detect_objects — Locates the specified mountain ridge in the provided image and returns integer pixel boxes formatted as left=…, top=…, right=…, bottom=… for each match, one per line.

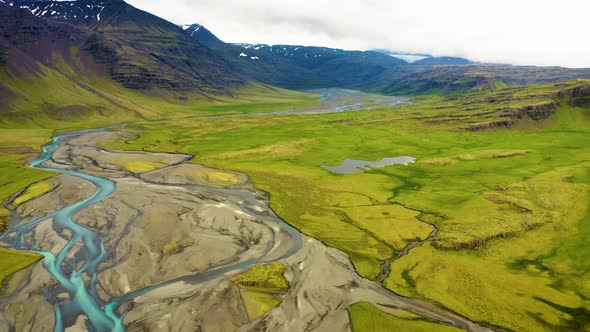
left=184, top=22, right=590, bottom=93
left=183, top=23, right=410, bottom=89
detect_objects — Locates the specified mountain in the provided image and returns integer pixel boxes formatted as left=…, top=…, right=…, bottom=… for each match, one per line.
left=182, top=23, right=221, bottom=45
left=185, top=23, right=590, bottom=94
left=0, top=0, right=274, bottom=126
left=2, top=0, right=590, bottom=114
left=1, top=0, right=244, bottom=92
left=184, top=23, right=407, bottom=89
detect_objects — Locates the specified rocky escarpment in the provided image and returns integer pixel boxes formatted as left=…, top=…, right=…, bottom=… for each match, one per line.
left=464, top=81, right=590, bottom=131
left=465, top=120, right=517, bottom=131
left=558, top=84, right=590, bottom=107
left=432, top=231, right=519, bottom=250
left=466, top=101, right=559, bottom=131
left=503, top=102, right=559, bottom=120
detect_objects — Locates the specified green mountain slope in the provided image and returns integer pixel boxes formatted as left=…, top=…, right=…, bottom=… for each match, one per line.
left=0, top=2, right=320, bottom=127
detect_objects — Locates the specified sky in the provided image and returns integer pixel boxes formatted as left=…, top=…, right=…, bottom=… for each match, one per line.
left=126, top=0, right=590, bottom=68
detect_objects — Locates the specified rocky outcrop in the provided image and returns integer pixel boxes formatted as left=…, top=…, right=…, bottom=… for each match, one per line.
left=498, top=102, right=559, bottom=121
left=558, top=84, right=590, bottom=107
left=432, top=231, right=519, bottom=250
left=465, top=120, right=516, bottom=131
left=82, top=34, right=118, bottom=68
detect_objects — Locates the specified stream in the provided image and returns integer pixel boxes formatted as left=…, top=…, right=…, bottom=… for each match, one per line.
left=0, top=128, right=303, bottom=332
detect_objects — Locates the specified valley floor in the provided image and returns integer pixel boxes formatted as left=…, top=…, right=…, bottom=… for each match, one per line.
left=1, top=83, right=590, bottom=331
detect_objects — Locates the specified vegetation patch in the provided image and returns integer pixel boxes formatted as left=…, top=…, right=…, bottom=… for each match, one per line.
left=202, top=139, right=314, bottom=161
left=348, top=302, right=463, bottom=332
left=231, top=263, right=288, bottom=290
left=231, top=263, right=289, bottom=321
left=201, top=171, right=239, bottom=184
left=112, top=158, right=167, bottom=174
left=0, top=249, right=42, bottom=290
left=10, top=180, right=54, bottom=208
left=239, top=288, right=283, bottom=321
left=161, top=240, right=181, bottom=255
left=458, top=149, right=528, bottom=160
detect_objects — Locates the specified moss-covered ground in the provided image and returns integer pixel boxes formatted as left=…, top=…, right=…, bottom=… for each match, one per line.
left=98, top=79, right=590, bottom=331
left=348, top=302, right=464, bottom=332
left=2, top=76, right=590, bottom=330
left=0, top=248, right=42, bottom=292
left=0, top=73, right=319, bottom=294
left=231, top=263, right=288, bottom=320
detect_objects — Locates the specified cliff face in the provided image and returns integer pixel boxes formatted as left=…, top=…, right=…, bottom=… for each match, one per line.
left=462, top=81, right=590, bottom=131
left=499, top=102, right=560, bottom=121
left=85, top=1, right=244, bottom=92
left=559, top=84, right=590, bottom=107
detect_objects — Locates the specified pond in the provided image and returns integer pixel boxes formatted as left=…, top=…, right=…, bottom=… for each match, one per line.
left=322, top=156, right=416, bottom=174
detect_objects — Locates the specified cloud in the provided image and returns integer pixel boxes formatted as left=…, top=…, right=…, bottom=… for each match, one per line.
left=127, top=0, right=590, bottom=68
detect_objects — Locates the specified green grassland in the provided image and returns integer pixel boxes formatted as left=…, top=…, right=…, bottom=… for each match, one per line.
left=2, top=61, right=590, bottom=330
left=231, top=263, right=288, bottom=320
left=0, top=46, right=320, bottom=128
left=0, top=130, right=66, bottom=285
left=348, top=302, right=463, bottom=332
left=98, top=79, right=590, bottom=331
left=0, top=248, right=42, bottom=291
left=0, top=59, right=320, bottom=290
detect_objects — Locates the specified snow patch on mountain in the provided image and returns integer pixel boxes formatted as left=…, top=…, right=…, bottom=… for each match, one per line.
left=3, top=1, right=108, bottom=23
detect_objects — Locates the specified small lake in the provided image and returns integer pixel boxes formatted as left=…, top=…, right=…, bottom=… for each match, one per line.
left=322, top=156, right=416, bottom=174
